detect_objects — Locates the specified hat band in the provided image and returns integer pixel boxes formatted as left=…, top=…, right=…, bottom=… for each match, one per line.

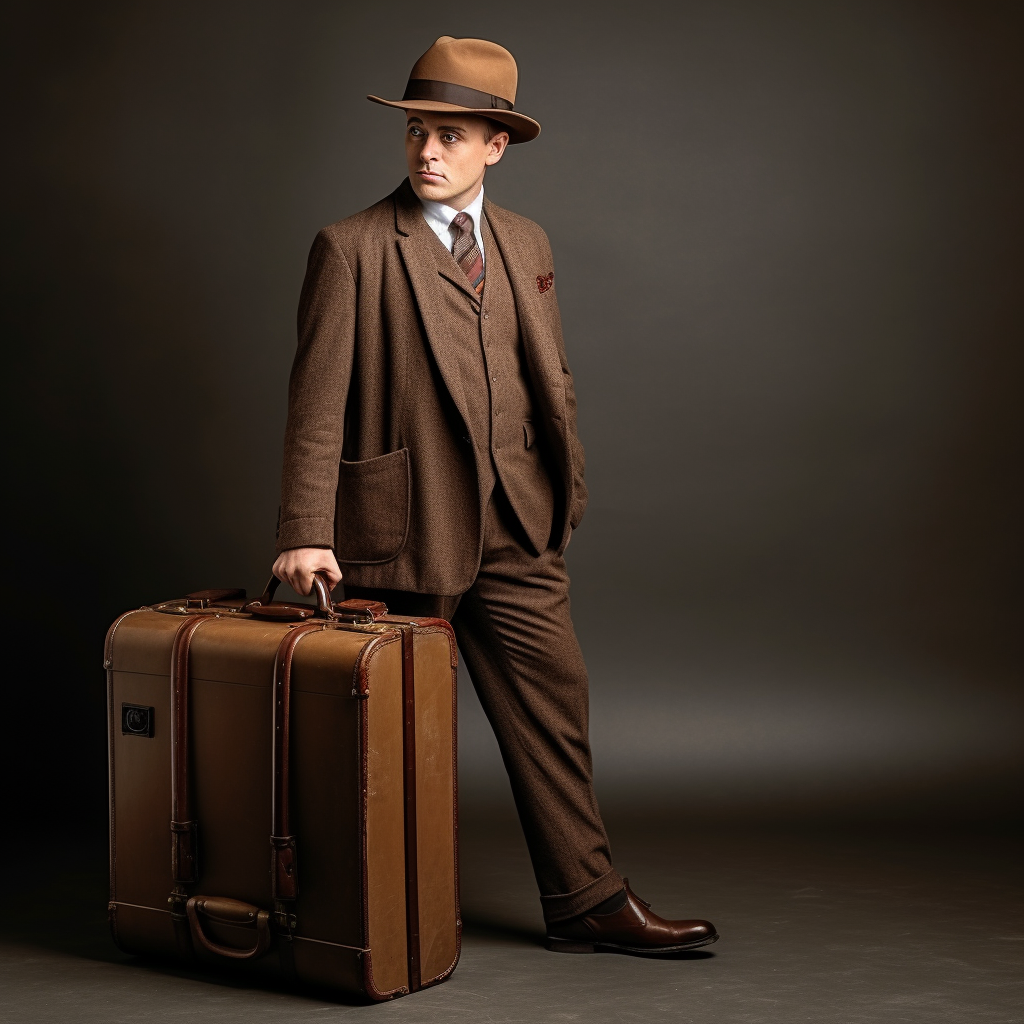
left=402, top=78, right=514, bottom=111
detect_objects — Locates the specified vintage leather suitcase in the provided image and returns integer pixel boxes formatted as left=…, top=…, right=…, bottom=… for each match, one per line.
left=104, top=575, right=460, bottom=1000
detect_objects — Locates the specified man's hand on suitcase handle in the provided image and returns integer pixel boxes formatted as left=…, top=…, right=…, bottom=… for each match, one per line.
left=272, top=547, right=343, bottom=596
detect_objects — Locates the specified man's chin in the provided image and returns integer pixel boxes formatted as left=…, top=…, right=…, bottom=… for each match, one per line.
left=410, top=176, right=455, bottom=203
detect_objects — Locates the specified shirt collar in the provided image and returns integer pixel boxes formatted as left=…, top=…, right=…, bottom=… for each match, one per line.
left=420, top=186, right=485, bottom=241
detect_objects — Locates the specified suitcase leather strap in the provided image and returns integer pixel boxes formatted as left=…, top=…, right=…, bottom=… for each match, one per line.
left=168, top=614, right=218, bottom=958
left=269, top=621, right=324, bottom=977
left=170, top=615, right=217, bottom=884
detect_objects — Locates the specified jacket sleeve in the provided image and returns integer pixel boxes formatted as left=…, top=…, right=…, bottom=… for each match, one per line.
left=276, top=229, right=356, bottom=553
left=542, top=236, right=588, bottom=530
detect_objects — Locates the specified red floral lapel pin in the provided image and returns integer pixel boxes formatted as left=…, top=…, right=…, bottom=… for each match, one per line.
left=537, top=272, right=554, bottom=293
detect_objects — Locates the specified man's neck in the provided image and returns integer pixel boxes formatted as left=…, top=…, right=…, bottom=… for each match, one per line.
left=446, top=180, right=483, bottom=212
left=421, top=185, right=485, bottom=221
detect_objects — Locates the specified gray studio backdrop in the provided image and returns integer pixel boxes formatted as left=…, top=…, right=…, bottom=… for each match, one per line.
left=9, top=1, right=1022, bottom=825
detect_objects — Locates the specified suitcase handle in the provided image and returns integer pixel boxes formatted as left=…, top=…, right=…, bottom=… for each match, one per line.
left=245, top=573, right=335, bottom=621
left=186, top=896, right=272, bottom=960
left=248, top=574, right=388, bottom=623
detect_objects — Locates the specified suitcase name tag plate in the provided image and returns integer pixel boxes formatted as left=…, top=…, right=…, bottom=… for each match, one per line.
left=121, top=703, right=154, bottom=737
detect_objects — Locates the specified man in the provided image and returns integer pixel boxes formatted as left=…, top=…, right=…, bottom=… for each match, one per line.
left=272, top=35, right=718, bottom=956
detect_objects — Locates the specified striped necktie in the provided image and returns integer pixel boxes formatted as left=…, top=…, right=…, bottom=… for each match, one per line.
left=449, top=212, right=485, bottom=295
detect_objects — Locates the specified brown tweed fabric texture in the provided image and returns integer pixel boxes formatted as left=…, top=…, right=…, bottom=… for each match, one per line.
left=278, top=179, right=587, bottom=596
left=429, top=214, right=557, bottom=556
left=347, top=484, right=623, bottom=922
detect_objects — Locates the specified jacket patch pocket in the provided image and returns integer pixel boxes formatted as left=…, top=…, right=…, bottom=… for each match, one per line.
left=523, top=422, right=536, bottom=449
left=334, top=448, right=410, bottom=564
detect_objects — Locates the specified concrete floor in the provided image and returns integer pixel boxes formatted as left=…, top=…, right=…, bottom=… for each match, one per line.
left=1, top=814, right=1021, bottom=1024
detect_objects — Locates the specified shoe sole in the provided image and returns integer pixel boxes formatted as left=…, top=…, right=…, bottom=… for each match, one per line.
left=545, top=932, right=720, bottom=956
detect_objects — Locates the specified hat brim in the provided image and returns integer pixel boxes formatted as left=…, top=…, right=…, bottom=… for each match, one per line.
left=367, top=95, right=540, bottom=144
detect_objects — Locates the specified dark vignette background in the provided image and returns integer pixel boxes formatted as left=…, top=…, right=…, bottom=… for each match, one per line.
left=4, top=0, right=1021, bottom=837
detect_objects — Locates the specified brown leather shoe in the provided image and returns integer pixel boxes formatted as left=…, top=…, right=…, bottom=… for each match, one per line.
left=545, top=879, right=719, bottom=956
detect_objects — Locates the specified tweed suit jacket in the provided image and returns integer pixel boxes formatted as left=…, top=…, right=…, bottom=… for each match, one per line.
left=277, top=178, right=587, bottom=596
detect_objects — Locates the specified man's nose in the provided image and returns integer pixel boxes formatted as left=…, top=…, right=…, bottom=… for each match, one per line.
left=419, top=134, right=440, bottom=163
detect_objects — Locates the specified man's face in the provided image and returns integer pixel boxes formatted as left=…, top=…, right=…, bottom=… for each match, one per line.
left=405, top=111, right=509, bottom=210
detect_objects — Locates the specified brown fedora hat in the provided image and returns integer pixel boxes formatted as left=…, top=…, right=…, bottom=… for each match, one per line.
left=368, top=36, right=541, bottom=144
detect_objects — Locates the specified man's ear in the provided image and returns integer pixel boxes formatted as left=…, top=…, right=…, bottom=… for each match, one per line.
left=485, top=132, right=510, bottom=167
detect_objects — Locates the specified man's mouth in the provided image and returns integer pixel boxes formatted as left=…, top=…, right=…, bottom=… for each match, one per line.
left=417, top=169, right=445, bottom=182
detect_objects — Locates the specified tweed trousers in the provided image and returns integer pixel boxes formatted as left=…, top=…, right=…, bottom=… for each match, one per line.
left=347, top=482, right=623, bottom=923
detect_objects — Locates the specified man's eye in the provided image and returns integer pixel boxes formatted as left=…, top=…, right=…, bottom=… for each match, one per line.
left=442, top=134, right=457, bottom=144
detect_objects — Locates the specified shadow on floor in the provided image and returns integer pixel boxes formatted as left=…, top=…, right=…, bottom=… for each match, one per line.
left=460, top=915, right=545, bottom=947
left=4, top=816, right=1023, bottom=1023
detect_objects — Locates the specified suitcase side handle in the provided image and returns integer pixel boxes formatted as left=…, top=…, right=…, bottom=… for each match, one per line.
left=186, top=896, right=272, bottom=960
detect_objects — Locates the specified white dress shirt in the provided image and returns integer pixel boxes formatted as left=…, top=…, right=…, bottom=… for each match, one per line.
left=420, top=186, right=486, bottom=265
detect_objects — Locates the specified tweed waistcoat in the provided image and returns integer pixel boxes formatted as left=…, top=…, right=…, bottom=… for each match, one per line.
left=430, top=215, right=555, bottom=555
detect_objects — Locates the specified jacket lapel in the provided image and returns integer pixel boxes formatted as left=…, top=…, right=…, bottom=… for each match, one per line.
left=483, top=200, right=568, bottom=425
left=393, top=181, right=472, bottom=429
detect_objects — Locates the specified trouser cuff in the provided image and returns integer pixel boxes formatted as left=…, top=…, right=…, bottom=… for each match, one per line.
left=539, top=868, right=625, bottom=925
